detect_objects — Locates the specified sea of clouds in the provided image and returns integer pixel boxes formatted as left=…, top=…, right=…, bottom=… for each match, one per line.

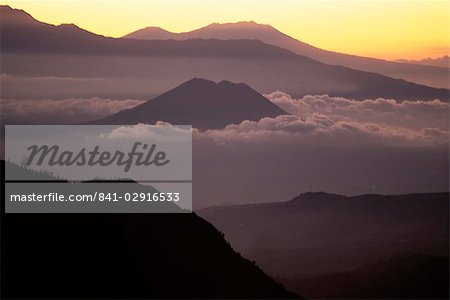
left=196, top=92, right=449, bottom=148
left=2, top=93, right=448, bottom=207
left=1, top=98, right=145, bottom=124
left=193, top=93, right=449, bottom=207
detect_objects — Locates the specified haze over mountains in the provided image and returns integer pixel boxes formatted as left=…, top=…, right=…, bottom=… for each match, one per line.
left=124, top=21, right=450, bottom=89
left=1, top=5, right=448, bottom=203
left=1, top=5, right=448, bottom=101
left=90, top=78, right=288, bottom=129
left=198, top=192, right=449, bottom=297
left=1, top=4, right=449, bottom=299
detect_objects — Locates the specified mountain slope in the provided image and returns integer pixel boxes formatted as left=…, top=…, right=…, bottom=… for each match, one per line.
left=124, top=21, right=449, bottom=89
left=0, top=6, right=305, bottom=58
left=198, top=192, right=449, bottom=278
left=1, top=161, right=298, bottom=299
left=1, top=5, right=449, bottom=101
left=89, top=78, right=289, bottom=129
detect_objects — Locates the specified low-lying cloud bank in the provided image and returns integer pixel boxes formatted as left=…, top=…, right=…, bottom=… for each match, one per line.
left=1, top=98, right=145, bottom=124
left=267, top=92, right=448, bottom=130
left=1, top=93, right=448, bottom=206
left=191, top=93, right=448, bottom=207
left=196, top=93, right=449, bottom=148
left=3, top=93, right=448, bottom=147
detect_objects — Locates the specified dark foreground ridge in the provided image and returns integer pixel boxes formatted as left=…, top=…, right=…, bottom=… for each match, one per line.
left=1, top=161, right=299, bottom=299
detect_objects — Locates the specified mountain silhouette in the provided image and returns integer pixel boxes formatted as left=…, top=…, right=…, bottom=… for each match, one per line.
left=1, top=5, right=448, bottom=101
left=198, top=192, right=449, bottom=279
left=126, top=26, right=179, bottom=40
left=0, top=161, right=298, bottom=299
left=124, top=21, right=449, bottom=89
left=89, top=78, right=288, bottom=129
left=0, top=6, right=296, bottom=58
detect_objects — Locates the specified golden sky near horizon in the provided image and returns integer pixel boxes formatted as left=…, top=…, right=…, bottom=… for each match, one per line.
left=2, top=0, right=449, bottom=60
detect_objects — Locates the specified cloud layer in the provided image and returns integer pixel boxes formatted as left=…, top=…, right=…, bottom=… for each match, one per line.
left=100, top=123, right=192, bottom=141
left=1, top=98, right=145, bottom=124
left=196, top=93, right=449, bottom=148
left=1, top=92, right=448, bottom=207
left=267, top=92, right=449, bottom=130
left=190, top=93, right=449, bottom=207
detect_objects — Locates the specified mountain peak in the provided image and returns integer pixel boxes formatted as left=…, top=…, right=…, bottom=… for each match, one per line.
left=0, top=5, right=37, bottom=25
left=235, top=20, right=259, bottom=25
left=123, top=20, right=280, bottom=41
left=123, top=26, right=177, bottom=39
left=142, top=26, right=173, bottom=32
left=177, top=78, right=252, bottom=91
left=57, top=23, right=81, bottom=29
left=92, top=78, right=288, bottom=130
left=174, top=77, right=217, bottom=90
left=198, top=21, right=276, bottom=33
left=217, top=79, right=232, bottom=84
left=183, top=77, right=215, bottom=84
left=206, top=20, right=269, bottom=28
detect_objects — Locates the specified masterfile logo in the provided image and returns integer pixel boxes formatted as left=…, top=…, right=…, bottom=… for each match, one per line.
left=4, top=124, right=193, bottom=213
left=5, top=124, right=192, bottom=181
left=24, top=141, right=171, bottom=172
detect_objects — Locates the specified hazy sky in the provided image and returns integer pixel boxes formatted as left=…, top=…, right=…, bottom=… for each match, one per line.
left=2, top=0, right=449, bottom=60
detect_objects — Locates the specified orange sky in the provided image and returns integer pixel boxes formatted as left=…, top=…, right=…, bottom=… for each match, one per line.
left=2, top=0, right=449, bottom=60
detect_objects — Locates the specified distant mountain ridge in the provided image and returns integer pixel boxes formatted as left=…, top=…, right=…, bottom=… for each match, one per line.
left=89, top=78, right=289, bottom=129
left=1, top=5, right=449, bottom=101
left=0, top=6, right=298, bottom=58
left=124, top=21, right=449, bottom=89
left=126, top=26, right=179, bottom=40
left=198, top=191, right=449, bottom=278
